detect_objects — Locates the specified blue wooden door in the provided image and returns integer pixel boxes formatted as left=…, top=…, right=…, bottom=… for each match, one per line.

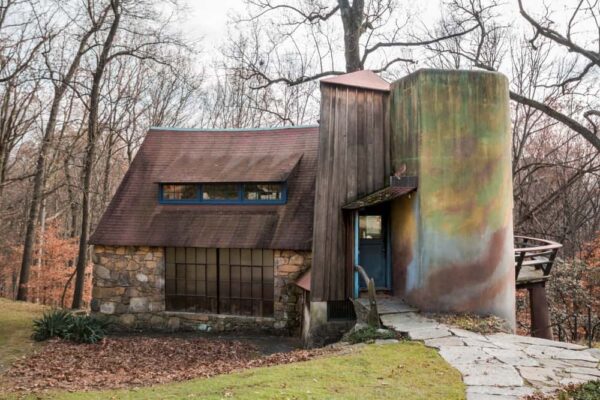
left=358, top=213, right=388, bottom=289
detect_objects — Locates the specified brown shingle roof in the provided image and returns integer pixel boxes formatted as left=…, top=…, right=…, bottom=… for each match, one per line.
left=89, top=126, right=319, bottom=250
left=157, top=152, right=303, bottom=183
left=320, top=70, right=390, bottom=92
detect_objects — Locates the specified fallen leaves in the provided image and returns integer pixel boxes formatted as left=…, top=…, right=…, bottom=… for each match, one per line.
left=2, top=335, right=334, bottom=393
left=429, top=312, right=512, bottom=335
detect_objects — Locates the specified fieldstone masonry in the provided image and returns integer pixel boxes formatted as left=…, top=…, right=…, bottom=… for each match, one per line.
left=91, top=246, right=311, bottom=334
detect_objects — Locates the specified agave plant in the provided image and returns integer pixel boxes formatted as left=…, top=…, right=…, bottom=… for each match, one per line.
left=64, top=315, right=111, bottom=344
left=32, top=309, right=73, bottom=341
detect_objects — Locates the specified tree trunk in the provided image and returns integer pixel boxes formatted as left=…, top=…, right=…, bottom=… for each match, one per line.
left=17, top=103, right=57, bottom=301
left=102, top=133, right=116, bottom=206
left=72, top=0, right=121, bottom=309
left=339, top=0, right=364, bottom=72
left=16, top=9, right=107, bottom=301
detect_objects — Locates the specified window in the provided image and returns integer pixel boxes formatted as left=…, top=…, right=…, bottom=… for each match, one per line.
left=244, top=183, right=284, bottom=201
left=162, top=184, right=198, bottom=201
left=359, top=215, right=382, bottom=239
left=203, top=184, right=239, bottom=202
left=165, top=247, right=274, bottom=317
left=160, top=183, right=286, bottom=205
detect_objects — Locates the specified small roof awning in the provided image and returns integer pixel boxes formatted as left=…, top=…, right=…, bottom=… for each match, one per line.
left=342, top=186, right=416, bottom=210
left=157, top=152, right=303, bottom=183
left=294, top=269, right=311, bottom=291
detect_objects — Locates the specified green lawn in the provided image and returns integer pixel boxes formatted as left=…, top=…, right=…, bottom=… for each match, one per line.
left=0, top=297, right=47, bottom=373
left=0, top=298, right=465, bottom=399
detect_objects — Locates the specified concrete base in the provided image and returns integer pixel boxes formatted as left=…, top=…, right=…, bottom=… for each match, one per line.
left=304, top=301, right=354, bottom=348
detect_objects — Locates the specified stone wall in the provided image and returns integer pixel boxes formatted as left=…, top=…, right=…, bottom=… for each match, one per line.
left=91, top=246, right=311, bottom=334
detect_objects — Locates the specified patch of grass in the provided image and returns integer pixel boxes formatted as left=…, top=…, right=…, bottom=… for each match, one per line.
left=0, top=298, right=464, bottom=399
left=0, top=298, right=47, bottom=373
left=344, top=325, right=398, bottom=344
left=556, top=380, right=600, bottom=400
left=20, top=342, right=464, bottom=400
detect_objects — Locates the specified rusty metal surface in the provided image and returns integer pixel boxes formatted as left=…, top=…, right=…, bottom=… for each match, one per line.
left=320, top=70, right=390, bottom=92
left=89, top=126, right=319, bottom=250
left=157, top=152, right=303, bottom=183
left=294, top=269, right=311, bottom=292
left=342, top=186, right=415, bottom=210
left=389, top=69, right=516, bottom=329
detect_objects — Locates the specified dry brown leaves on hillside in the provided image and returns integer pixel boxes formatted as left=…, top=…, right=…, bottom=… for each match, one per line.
left=3, top=336, right=333, bottom=393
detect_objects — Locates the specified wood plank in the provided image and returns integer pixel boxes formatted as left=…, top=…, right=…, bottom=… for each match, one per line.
left=356, top=90, right=367, bottom=197
left=329, top=86, right=348, bottom=300
left=383, top=93, right=391, bottom=178
left=366, top=90, right=375, bottom=194
left=346, top=89, right=358, bottom=202
left=311, top=85, right=334, bottom=301
left=372, top=92, right=385, bottom=189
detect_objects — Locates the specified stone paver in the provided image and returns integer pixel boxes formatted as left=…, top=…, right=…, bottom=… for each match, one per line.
left=380, top=311, right=600, bottom=399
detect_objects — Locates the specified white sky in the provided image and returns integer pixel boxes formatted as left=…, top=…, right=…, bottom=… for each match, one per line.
left=180, top=1, right=246, bottom=44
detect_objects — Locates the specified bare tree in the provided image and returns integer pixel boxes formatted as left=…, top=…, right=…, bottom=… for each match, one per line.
left=228, top=0, right=482, bottom=88
left=16, top=2, right=110, bottom=301
left=71, top=0, right=195, bottom=307
left=71, top=0, right=122, bottom=309
left=511, top=0, right=600, bottom=152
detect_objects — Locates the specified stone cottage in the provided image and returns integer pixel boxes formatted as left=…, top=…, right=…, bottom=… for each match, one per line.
left=90, top=69, right=517, bottom=345
left=89, top=126, right=318, bottom=334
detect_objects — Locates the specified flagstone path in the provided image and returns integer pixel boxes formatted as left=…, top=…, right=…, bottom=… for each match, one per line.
left=381, top=312, right=600, bottom=400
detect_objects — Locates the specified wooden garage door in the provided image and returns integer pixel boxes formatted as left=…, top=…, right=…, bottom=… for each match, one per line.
left=165, top=248, right=274, bottom=317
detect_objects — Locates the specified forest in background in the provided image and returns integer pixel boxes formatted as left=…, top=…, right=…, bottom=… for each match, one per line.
left=0, top=0, right=598, bottom=343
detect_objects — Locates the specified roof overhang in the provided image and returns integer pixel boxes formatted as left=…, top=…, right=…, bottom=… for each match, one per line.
left=342, top=176, right=417, bottom=210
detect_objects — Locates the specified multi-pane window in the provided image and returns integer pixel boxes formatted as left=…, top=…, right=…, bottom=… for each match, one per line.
left=160, top=183, right=286, bottom=204
left=161, top=184, right=197, bottom=201
left=244, top=183, right=284, bottom=201
left=202, top=184, right=239, bottom=201
left=165, top=247, right=274, bottom=317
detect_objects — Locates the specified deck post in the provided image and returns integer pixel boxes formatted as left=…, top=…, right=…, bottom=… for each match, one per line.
left=528, top=283, right=553, bottom=340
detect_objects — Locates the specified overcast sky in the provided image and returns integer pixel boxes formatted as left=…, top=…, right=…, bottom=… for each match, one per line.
left=180, top=1, right=245, bottom=44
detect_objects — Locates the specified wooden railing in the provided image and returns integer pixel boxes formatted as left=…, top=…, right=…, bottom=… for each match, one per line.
left=514, top=235, right=562, bottom=286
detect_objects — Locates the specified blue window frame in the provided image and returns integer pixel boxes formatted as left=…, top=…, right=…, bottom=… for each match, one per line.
left=159, top=182, right=287, bottom=205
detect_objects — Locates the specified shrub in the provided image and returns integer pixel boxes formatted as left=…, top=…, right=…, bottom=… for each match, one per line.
left=32, top=310, right=110, bottom=344
left=32, top=309, right=73, bottom=341
left=64, top=315, right=110, bottom=344
left=561, top=380, right=600, bottom=400
left=344, top=325, right=397, bottom=344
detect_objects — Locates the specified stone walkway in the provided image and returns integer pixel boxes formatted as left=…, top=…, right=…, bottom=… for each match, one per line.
left=381, top=312, right=600, bottom=400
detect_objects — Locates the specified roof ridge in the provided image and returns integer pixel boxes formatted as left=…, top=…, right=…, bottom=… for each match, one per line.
left=149, top=125, right=319, bottom=133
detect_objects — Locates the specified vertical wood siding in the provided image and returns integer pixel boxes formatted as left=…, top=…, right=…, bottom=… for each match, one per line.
left=311, top=84, right=390, bottom=302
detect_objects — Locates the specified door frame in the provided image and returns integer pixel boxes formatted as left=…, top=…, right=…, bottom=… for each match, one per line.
left=353, top=204, right=392, bottom=297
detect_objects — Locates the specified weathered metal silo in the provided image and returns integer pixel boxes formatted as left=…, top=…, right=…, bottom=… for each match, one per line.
left=389, top=69, right=516, bottom=328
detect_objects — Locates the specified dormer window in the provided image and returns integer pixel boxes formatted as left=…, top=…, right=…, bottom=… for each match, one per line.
left=244, top=183, right=284, bottom=201
left=203, top=183, right=239, bottom=201
left=159, top=182, right=287, bottom=205
left=162, top=184, right=198, bottom=201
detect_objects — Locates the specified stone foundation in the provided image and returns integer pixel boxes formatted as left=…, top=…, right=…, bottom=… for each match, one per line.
left=91, top=246, right=311, bottom=334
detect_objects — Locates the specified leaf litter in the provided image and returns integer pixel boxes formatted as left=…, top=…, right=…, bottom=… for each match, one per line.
left=2, top=336, right=334, bottom=393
